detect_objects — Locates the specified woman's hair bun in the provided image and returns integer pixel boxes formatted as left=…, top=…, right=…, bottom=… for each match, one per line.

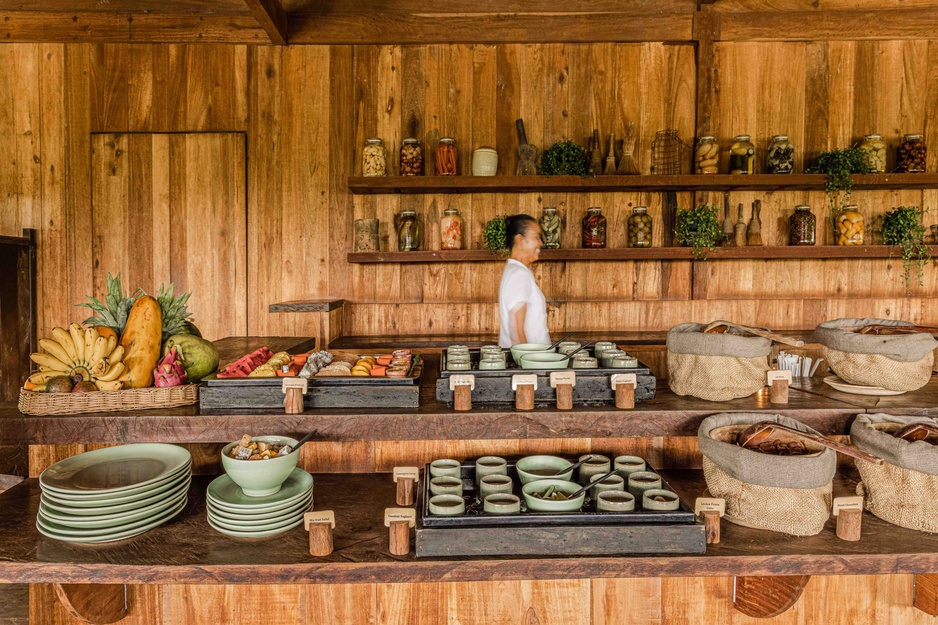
left=505, top=214, right=538, bottom=250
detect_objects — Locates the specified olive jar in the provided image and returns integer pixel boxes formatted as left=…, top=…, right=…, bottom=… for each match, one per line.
left=440, top=208, right=463, bottom=251
left=435, top=137, right=458, bottom=176
left=627, top=206, right=653, bottom=248
left=539, top=207, right=562, bottom=249
left=695, top=136, right=719, bottom=174
left=834, top=205, right=864, bottom=246
left=788, top=205, right=816, bottom=246
left=362, top=138, right=387, bottom=177
left=860, top=134, right=886, bottom=173
left=897, top=134, right=926, bottom=173
left=730, top=135, right=755, bottom=174
left=581, top=207, right=607, bottom=249
left=400, top=138, right=423, bottom=176
left=394, top=210, right=421, bottom=251
left=766, top=135, right=794, bottom=174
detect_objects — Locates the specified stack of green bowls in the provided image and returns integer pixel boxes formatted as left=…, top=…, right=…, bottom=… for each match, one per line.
left=206, top=469, right=313, bottom=538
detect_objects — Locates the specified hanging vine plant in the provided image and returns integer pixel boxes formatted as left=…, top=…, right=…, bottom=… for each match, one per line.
left=876, top=205, right=931, bottom=293
left=482, top=215, right=508, bottom=256
left=805, top=147, right=873, bottom=229
left=674, top=204, right=725, bottom=260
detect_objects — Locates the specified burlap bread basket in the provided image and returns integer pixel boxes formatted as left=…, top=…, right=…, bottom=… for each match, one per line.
left=815, top=318, right=937, bottom=392
left=667, top=323, right=771, bottom=401
left=699, top=413, right=836, bottom=536
left=850, top=414, right=938, bottom=533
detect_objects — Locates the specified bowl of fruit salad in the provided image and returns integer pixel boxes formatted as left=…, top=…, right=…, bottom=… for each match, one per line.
left=221, top=434, right=299, bottom=496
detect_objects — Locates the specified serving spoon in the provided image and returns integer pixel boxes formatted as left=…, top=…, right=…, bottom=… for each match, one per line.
left=737, top=421, right=884, bottom=465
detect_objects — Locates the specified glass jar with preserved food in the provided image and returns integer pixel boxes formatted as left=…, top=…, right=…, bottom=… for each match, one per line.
left=435, top=137, right=458, bottom=176
left=581, top=207, right=607, bottom=248
left=400, top=138, right=423, bottom=176
left=766, top=135, right=794, bottom=174
left=694, top=136, right=719, bottom=174
left=897, top=134, right=926, bottom=173
left=539, top=207, right=562, bottom=249
left=834, top=205, right=864, bottom=246
left=362, top=138, right=387, bottom=177
left=440, top=208, right=463, bottom=250
left=394, top=210, right=421, bottom=251
left=860, top=134, right=886, bottom=173
left=788, top=205, right=816, bottom=246
left=627, top=206, right=652, bottom=248
left=730, top=134, right=755, bottom=174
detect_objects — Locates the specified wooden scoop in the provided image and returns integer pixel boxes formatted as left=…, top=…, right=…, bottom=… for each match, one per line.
left=856, top=324, right=938, bottom=336
left=895, top=423, right=938, bottom=445
left=703, top=320, right=805, bottom=347
left=737, top=421, right=885, bottom=465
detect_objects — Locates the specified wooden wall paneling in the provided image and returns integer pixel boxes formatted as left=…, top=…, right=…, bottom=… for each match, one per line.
left=351, top=45, right=380, bottom=308
left=161, top=585, right=230, bottom=624
left=376, top=583, right=445, bottom=625
left=591, top=578, right=663, bottom=625
left=28, top=444, right=85, bottom=477
left=306, top=583, right=376, bottom=625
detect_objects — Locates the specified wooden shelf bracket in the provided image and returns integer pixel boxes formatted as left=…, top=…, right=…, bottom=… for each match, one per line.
left=733, top=575, right=810, bottom=618
left=914, top=573, right=938, bottom=615
left=53, top=583, right=128, bottom=624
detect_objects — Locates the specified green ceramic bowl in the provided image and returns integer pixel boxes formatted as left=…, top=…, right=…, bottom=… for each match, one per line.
left=515, top=455, right=574, bottom=485
left=522, top=479, right=585, bottom=512
left=221, top=435, right=299, bottom=497
left=518, top=352, right=569, bottom=370
left=509, top=343, right=554, bottom=364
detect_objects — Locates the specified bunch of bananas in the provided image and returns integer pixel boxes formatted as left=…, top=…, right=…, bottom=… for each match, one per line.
left=28, top=323, right=126, bottom=391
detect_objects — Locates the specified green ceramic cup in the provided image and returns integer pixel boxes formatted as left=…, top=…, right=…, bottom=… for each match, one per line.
left=614, top=455, right=646, bottom=478
left=596, top=490, right=636, bottom=512
left=429, top=494, right=466, bottom=516
left=589, top=473, right=625, bottom=499
left=483, top=493, right=521, bottom=514
left=429, top=476, right=463, bottom=496
left=643, top=489, right=680, bottom=511
left=479, top=474, right=513, bottom=500
left=627, top=471, right=662, bottom=499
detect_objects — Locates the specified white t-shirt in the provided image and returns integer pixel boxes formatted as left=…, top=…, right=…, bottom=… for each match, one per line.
left=498, top=259, right=549, bottom=348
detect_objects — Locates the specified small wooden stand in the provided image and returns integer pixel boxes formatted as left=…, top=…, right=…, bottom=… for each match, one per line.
left=611, top=373, right=637, bottom=410
left=512, top=374, right=537, bottom=411
left=767, top=369, right=792, bottom=405
left=282, top=378, right=308, bottom=414
left=549, top=371, right=576, bottom=410
left=53, top=583, right=127, bottom=625
left=393, top=466, right=419, bottom=506
left=914, top=574, right=938, bottom=615
left=385, top=508, right=416, bottom=556
left=449, top=374, right=475, bottom=412
left=304, top=511, right=335, bottom=557
left=695, top=497, right=725, bottom=545
left=833, top=496, right=863, bottom=542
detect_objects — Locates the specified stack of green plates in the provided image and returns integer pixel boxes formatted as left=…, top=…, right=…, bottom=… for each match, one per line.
left=37, top=443, right=192, bottom=543
left=206, top=468, right=313, bottom=538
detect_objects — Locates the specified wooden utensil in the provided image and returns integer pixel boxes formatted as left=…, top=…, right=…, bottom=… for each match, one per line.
left=603, top=133, right=617, bottom=175
left=895, top=423, right=938, bottom=444
left=856, top=324, right=938, bottom=336
left=737, top=421, right=885, bottom=465
left=747, top=199, right=763, bottom=246
left=515, top=119, right=538, bottom=175
left=589, top=129, right=603, bottom=174
left=702, top=320, right=805, bottom=347
left=722, top=192, right=735, bottom=247
left=734, top=203, right=748, bottom=247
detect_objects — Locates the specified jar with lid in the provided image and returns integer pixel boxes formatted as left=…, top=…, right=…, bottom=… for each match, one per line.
left=897, top=134, right=926, bottom=173
left=440, top=208, right=463, bottom=250
left=860, top=134, right=886, bottom=173
left=834, top=205, right=864, bottom=246
left=400, top=138, right=423, bottom=176
left=581, top=207, right=607, bottom=248
left=394, top=210, right=421, bottom=251
left=694, top=136, right=719, bottom=174
left=539, top=207, right=562, bottom=249
left=435, top=137, right=458, bottom=176
left=766, top=135, right=794, bottom=174
left=729, top=135, right=755, bottom=174
left=788, top=205, right=816, bottom=246
left=627, top=207, right=653, bottom=248
left=362, top=138, right=387, bottom=177
left=472, top=147, right=498, bottom=176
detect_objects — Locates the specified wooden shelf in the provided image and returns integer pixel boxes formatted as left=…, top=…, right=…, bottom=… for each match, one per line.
left=348, top=245, right=938, bottom=264
left=348, top=173, right=938, bottom=195
left=268, top=299, right=345, bottom=313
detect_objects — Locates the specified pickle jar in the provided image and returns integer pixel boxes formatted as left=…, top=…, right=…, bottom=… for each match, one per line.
left=539, top=206, right=562, bottom=249
left=394, top=210, right=421, bottom=251
left=440, top=208, right=463, bottom=251
left=362, top=138, right=387, bottom=177
left=435, top=137, right=458, bottom=176
left=788, top=205, right=816, bottom=246
left=897, top=134, right=926, bottom=173
left=400, top=138, right=423, bottom=176
left=834, top=205, right=864, bottom=246
left=581, top=207, right=607, bottom=249
left=766, top=135, right=794, bottom=174
left=730, top=134, right=755, bottom=174
left=860, top=134, right=886, bottom=173
left=694, top=136, right=719, bottom=174
left=627, top=206, right=653, bottom=248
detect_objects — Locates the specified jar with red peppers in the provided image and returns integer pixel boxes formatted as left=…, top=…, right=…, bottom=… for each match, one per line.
left=435, top=137, right=458, bottom=176
left=440, top=208, right=463, bottom=250
left=581, top=207, right=607, bottom=248
left=897, top=134, right=926, bottom=173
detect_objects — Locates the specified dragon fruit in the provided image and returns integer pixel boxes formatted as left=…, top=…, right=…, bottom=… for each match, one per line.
left=153, top=347, right=188, bottom=388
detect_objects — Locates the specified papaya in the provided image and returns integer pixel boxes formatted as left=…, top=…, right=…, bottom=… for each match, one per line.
left=119, top=295, right=163, bottom=388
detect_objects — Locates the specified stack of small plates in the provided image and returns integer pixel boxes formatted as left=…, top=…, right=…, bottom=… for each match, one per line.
left=206, top=468, right=313, bottom=537
left=37, top=443, right=192, bottom=543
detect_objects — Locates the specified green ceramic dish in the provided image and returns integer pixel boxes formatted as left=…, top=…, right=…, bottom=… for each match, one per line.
left=39, top=488, right=187, bottom=529
left=515, top=455, right=574, bottom=485
left=518, top=352, right=569, bottom=370
left=36, top=498, right=187, bottom=541
left=40, top=473, right=190, bottom=514
left=509, top=343, right=554, bottom=364
left=221, top=435, right=300, bottom=497
left=40, top=461, right=191, bottom=501
left=207, top=469, right=313, bottom=510
left=521, top=479, right=585, bottom=512
left=207, top=515, right=305, bottom=538
left=40, top=444, right=191, bottom=494
left=207, top=502, right=311, bottom=531
left=208, top=492, right=312, bottom=522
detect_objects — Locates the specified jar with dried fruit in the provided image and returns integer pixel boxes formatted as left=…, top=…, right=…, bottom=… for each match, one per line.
left=834, top=205, right=864, bottom=246
left=729, top=134, right=755, bottom=174
left=860, top=134, right=886, bottom=173
left=395, top=210, right=421, bottom=251
left=766, top=135, right=794, bottom=174
left=581, top=207, right=607, bottom=249
left=897, top=134, right=926, bottom=173
left=539, top=206, right=562, bottom=249
left=694, top=136, right=719, bottom=174
left=440, top=208, right=463, bottom=250
left=627, top=206, right=653, bottom=248
left=435, top=137, right=458, bottom=176
left=400, top=138, right=423, bottom=176
left=788, top=205, right=816, bottom=246
left=362, top=138, right=387, bottom=177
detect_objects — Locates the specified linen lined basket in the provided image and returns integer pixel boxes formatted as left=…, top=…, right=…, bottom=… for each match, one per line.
left=699, top=413, right=836, bottom=536
left=850, top=414, right=938, bottom=533
left=815, top=318, right=937, bottom=392
left=667, top=322, right=771, bottom=401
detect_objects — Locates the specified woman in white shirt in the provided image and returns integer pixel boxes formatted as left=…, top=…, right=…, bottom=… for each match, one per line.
left=498, top=215, right=550, bottom=348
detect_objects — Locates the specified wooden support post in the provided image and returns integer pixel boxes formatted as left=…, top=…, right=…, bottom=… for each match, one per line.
left=304, top=511, right=335, bottom=557
left=393, top=466, right=419, bottom=506
left=695, top=497, right=725, bottom=545
left=512, top=374, right=537, bottom=411
left=449, top=374, right=475, bottom=412
left=550, top=371, right=576, bottom=410
left=914, top=574, right=938, bottom=615
left=611, top=373, right=637, bottom=410
left=385, top=508, right=416, bottom=556
left=282, top=378, right=308, bottom=414
left=734, top=575, right=810, bottom=618
left=767, top=369, right=792, bottom=405
left=53, top=583, right=127, bottom=625
left=833, top=496, right=863, bottom=542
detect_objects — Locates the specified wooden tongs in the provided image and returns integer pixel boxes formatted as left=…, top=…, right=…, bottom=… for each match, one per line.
left=895, top=423, right=938, bottom=445
left=737, top=421, right=885, bottom=465
left=703, top=320, right=805, bottom=348
left=855, top=324, right=938, bottom=336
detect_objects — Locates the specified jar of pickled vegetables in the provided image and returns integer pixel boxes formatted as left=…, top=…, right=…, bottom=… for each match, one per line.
left=860, top=134, right=886, bottom=173
left=395, top=210, right=421, bottom=251
left=400, top=138, right=423, bottom=176
left=898, top=134, right=926, bottom=173
left=730, top=134, right=755, bottom=175
left=440, top=208, right=463, bottom=250
left=788, top=205, right=816, bottom=246
left=694, top=136, right=719, bottom=174
left=766, top=135, right=794, bottom=174
left=834, top=205, right=864, bottom=246
left=539, top=206, right=562, bottom=249
left=582, top=207, right=607, bottom=248
left=362, top=138, right=387, bottom=177
left=627, top=206, right=652, bottom=248
left=435, top=137, right=458, bottom=176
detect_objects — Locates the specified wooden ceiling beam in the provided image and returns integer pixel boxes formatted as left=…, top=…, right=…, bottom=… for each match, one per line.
left=243, top=0, right=288, bottom=45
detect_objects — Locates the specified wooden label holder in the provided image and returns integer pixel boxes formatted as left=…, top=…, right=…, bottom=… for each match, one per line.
left=695, top=497, right=725, bottom=544
left=385, top=508, right=417, bottom=556
left=304, top=510, right=335, bottom=556
left=833, top=495, right=863, bottom=541
left=282, top=377, right=308, bottom=414
left=393, top=466, right=419, bottom=506
left=549, top=371, right=576, bottom=410
left=610, top=373, right=637, bottom=410
left=512, top=374, right=538, bottom=411
left=766, top=369, right=792, bottom=405
left=449, top=374, right=475, bottom=412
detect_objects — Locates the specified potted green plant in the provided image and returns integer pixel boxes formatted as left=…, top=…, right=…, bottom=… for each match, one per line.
left=539, top=140, right=588, bottom=176
left=674, top=204, right=724, bottom=260
left=805, top=147, right=873, bottom=233
left=877, top=205, right=931, bottom=292
left=482, top=215, right=508, bottom=256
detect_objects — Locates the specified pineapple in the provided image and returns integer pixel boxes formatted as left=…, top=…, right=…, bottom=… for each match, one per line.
left=79, top=273, right=140, bottom=334
left=150, top=282, right=201, bottom=340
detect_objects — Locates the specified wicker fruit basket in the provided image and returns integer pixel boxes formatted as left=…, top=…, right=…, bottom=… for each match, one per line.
left=18, top=384, right=198, bottom=416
